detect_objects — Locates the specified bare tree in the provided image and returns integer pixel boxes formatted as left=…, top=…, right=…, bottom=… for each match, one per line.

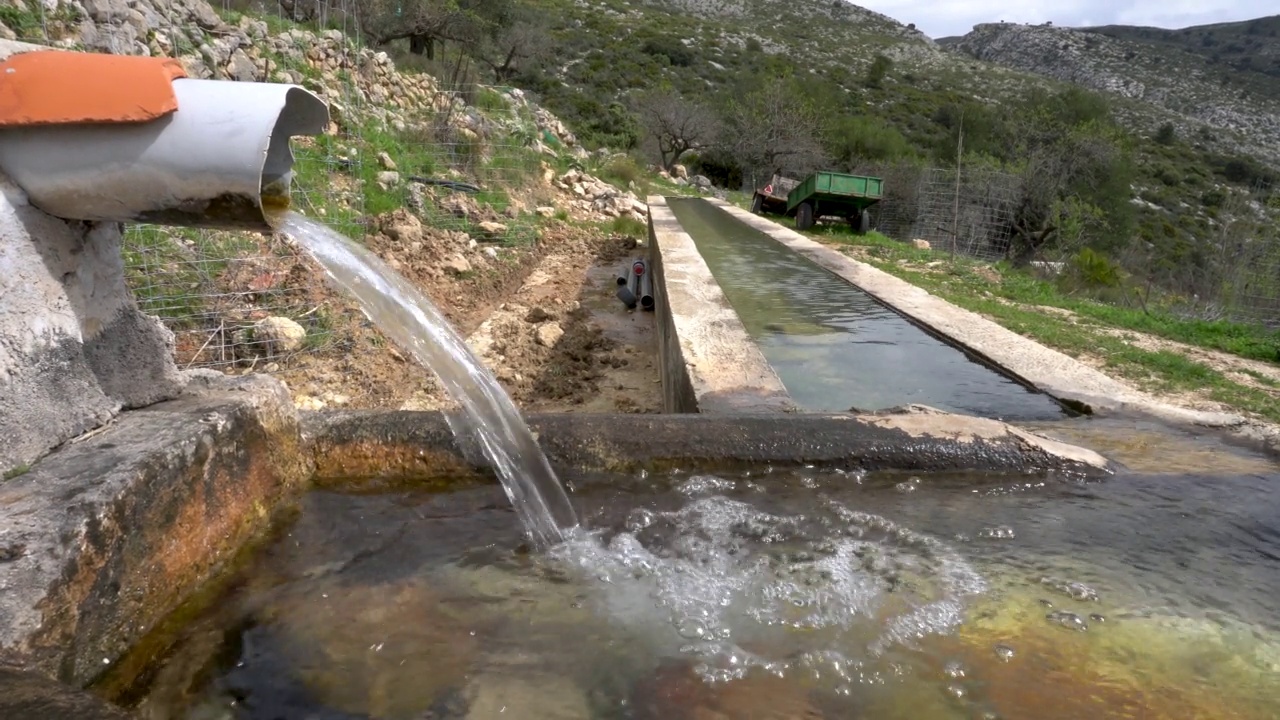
left=356, top=0, right=510, bottom=58
left=474, top=9, right=550, bottom=82
left=1006, top=130, right=1126, bottom=265
left=719, top=83, right=827, bottom=189
left=631, top=88, right=720, bottom=172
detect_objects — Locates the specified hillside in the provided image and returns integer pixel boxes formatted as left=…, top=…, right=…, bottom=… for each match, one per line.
left=1085, top=16, right=1280, bottom=79
left=0, top=0, right=685, bottom=413
left=515, top=0, right=1279, bottom=324
left=945, top=20, right=1280, bottom=168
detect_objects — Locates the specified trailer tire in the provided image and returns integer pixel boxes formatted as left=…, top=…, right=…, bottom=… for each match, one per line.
left=751, top=193, right=764, bottom=214
left=850, top=210, right=870, bottom=234
left=796, top=202, right=815, bottom=231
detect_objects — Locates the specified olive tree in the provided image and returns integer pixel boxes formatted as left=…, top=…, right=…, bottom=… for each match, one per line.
left=631, top=88, right=721, bottom=172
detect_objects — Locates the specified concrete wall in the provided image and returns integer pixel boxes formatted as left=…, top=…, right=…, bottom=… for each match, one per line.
left=708, top=199, right=1245, bottom=428
left=646, top=196, right=795, bottom=413
left=1, top=39, right=185, bottom=474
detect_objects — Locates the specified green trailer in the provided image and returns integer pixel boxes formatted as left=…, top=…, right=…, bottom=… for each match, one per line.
left=785, top=171, right=884, bottom=233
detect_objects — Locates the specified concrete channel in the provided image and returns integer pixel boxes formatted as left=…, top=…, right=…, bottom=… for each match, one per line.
left=647, top=195, right=1263, bottom=436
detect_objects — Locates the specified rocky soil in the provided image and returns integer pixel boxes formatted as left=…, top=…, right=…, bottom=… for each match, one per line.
left=275, top=195, right=661, bottom=415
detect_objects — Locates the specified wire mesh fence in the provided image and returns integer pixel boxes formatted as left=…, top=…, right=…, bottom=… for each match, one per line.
left=861, top=162, right=1280, bottom=327
left=865, top=165, right=1018, bottom=262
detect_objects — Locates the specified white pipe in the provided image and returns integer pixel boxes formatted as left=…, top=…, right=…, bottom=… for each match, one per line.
left=0, top=78, right=330, bottom=232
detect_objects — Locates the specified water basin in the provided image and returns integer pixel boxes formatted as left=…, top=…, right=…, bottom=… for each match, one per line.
left=118, top=461, right=1280, bottom=720
left=665, top=198, right=1067, bottom=422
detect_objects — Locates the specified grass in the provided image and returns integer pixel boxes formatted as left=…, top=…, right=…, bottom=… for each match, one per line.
left=810, top=227, right=1280, bottom=423
left=3, top=464, right=30, bottom=481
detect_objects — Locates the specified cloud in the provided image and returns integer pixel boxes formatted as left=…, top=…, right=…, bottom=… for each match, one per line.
left=853, top=0, right=1275, bottom=39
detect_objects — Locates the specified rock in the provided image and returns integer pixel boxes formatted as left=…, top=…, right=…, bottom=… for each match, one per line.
left=440, top=192, right=480, bottom=219
left=525, top=307, right=554, bottom=323
left=534, top=322, right=564, bottom=347
left=672, top=164, right=689, bottom=180
left=381, top=209, right=423, bottom=245
left=442, top=254, right=472, bottom=276
left=227, top=48, right=257, bottom=81
left=295, top=394, right=326, bottom=411
left=377, top=151, right=397, bottom=170
left=254, top=316, right=307, bottom=354
left=913, top=238, right=931, bottom=250
left=375, top=171, right=401, bottom=188
left=535, top=206, right=556, bottom=217
left=691, top=175, right=712, bottom=189
left=476, top=221, right=508, bottom=238
left=628, top=661, right=823, bottom=720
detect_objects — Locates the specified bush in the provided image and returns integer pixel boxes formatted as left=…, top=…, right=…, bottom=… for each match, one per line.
left=827, top=116, right=913, bottom=166
left=864, top=54, right=893, bottom=88
left=1155, top=122, right=1177, bottom=145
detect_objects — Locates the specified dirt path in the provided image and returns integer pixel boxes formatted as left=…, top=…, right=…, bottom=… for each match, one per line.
left=398, top=227, right=662, bottom=413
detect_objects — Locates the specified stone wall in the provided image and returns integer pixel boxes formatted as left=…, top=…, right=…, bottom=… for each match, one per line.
left=1, top=40, right=184, bottom=476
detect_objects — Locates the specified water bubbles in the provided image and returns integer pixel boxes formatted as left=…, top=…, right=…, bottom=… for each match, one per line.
left=1039, top=576, right=1100, bottom=602
left=894, top=476, right=922, bottom=493
left=946, top=683, right=967, bottom=699
left=978, top=526, right=1015, bottom=540
left=1089, top=613, right=1106, bottom=623
left=993, top=644, right=1016, bottom=662
left=944, top=660, right=966, bottom=679
left=1046, top=610, right=1089, bottom=632
left=677, top=474, right=736, bottom=495
left=626, top=508, right=656, bottom=532
left=552, top=478, right=989, bottom=698
left=677, top=618, right=708, bottom=640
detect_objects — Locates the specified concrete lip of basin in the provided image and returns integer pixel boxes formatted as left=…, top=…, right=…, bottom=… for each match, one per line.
left=0, top=374, right=1110, bottom=718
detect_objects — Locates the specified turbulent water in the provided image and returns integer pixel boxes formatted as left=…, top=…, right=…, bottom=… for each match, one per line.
left=550, top=473, right=989, bottom=688
left=280, top=212, right=578, bottom=546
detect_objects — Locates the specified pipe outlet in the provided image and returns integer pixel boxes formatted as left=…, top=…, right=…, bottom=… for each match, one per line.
left=0, top=50, right=330, bottom=232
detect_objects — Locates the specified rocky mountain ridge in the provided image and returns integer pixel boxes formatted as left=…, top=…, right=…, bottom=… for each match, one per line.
left=945, top=20, right=1280, bottom=168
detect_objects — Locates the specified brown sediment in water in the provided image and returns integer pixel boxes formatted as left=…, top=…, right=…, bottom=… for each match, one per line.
left=929, top=591, right=1280, bottom=720
left=1023, top=420, right=1279, bottom=476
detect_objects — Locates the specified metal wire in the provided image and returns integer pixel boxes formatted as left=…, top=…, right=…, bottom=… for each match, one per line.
left=8, top=0, right=553, bottom=368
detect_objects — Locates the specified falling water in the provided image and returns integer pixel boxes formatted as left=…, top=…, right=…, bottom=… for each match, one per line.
left=279, top=212, right=578, bottom=547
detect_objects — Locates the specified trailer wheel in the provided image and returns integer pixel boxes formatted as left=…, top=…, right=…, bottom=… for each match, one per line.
left=796, top=202, right=815, bottom=231
left=850, top=210, right=870, bottom=235
left=751, top=193, right=764, bottom=214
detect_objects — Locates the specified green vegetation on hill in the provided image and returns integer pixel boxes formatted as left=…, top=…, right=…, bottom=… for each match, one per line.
left=805, top=227, right=1280, bottom=423
left=1085, top=15, right=1280, bottom=80
left=434, top=0, right=1274, bottom=324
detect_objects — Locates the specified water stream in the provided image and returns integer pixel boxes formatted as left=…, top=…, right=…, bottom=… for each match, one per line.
left=279, top=212, right=578, bottom=547
left=666, top=198, right=1067, bottom=421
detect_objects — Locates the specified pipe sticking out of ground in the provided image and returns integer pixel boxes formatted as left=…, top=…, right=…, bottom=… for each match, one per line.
left=0, top=48, right=329, bottom=232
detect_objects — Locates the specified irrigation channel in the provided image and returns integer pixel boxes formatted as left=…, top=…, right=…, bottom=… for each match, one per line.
left=666, top=198, right=1068, bottom=422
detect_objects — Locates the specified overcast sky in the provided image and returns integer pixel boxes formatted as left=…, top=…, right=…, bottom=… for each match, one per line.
left=854, top=0, right=1276, bottom=39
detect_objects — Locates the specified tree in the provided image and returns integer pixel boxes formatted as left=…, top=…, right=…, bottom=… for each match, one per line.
left=474, top=8, right=550, bottom=82
left=356, top=0, right=511, bottom=58
left=631, top=88, right=720, bottom=171
left=717, top=80, right=828, bottom=188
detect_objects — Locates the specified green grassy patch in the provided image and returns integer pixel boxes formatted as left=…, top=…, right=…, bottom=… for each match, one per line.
left=3, top=464, right=31, bottom=481
left=813, top=230, right=1280, bottom=422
